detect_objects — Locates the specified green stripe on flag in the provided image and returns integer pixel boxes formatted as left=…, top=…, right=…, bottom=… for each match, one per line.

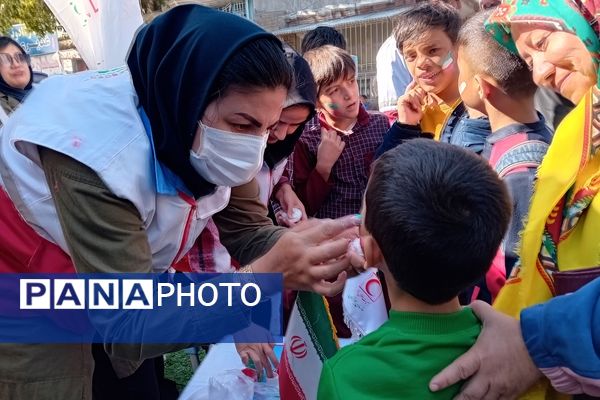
left=296, top=291, right=339, bottom=362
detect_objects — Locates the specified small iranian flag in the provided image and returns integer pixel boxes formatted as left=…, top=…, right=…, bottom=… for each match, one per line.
left=278, top=291, right=338, bottom=400
left=278, top=270, right=387, bottom=400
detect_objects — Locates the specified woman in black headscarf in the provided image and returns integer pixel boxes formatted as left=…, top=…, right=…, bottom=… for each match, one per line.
left=0, top=5, right=360, bottom=399
left=186, top=48, right=318, bottom=380
left=265, top=46, right=317, bottom=226
left=0, top=36, right=33, bottom=122
left=186, top=47, right=318, bottom=273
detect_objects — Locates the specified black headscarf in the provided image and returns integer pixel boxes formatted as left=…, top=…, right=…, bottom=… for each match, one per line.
left=127, top=4, right=279, bottom=198
left=263, top=48, right=317, bottom=168
left=0, top=37, right=33, bottom=103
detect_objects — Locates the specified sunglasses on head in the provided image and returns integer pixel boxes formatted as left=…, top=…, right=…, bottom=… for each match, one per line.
left=0, top=53, right=31, bottom=66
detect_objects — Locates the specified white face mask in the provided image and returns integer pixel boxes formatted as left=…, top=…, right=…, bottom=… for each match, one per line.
left=189, top=122, right=268, bottom=187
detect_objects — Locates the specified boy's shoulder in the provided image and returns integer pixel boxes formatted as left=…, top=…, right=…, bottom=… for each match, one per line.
left=324, top=321, right=394, bottom=369
left=321, top=309, right=482, bottom=399
left=489, top=117, right=553, bottom=143
left=298, top=115, right=323, bottom=142
left=302, top=114, right=321, bottom=131
left=447, top=114, right=491, bottom=153
left=366, top=110, right=389, bottom=120
left=356, top=110, right=390, bottom=138
left=328, top=308, right=482, bottom=367
left=363, top=110, right=390, bottom=126
left=487, top=118, right=552, bottom=177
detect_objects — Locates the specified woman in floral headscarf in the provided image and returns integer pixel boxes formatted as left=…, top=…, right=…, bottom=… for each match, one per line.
left=486, top=0, right=600, bottom=323
left=485, top=2, right=600, bottom=398
left=427, top=1, right=600, bottom=399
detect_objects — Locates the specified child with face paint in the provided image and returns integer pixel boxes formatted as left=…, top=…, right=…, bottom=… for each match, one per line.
left=290, top=45, right=389, bottom=337
left=318, top=139, right=512, bottom=400
left=292, top=45, right=389, bottom=221
left=376, top=2, right=494, bottom=158
left=456, top=10, right=553, bottom=302
left=388, top=3, right=462, bottom=139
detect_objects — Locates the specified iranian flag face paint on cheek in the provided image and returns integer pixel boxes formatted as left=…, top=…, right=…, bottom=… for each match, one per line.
left=440, top=51, right=455, bottom=70
left=326, top=102, right=348, bottom=118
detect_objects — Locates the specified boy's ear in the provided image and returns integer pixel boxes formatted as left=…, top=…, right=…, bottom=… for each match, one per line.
left=474, top=75, right=493, bottom=100
left=362, top=234, right=384, bottom=268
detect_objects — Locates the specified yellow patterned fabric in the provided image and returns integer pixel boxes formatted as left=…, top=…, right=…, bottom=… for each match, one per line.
left=494, top=88, right=600, bottom=400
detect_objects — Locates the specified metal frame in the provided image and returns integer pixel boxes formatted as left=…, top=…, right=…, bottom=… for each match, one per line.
left=278, top=16, right=397, bottom=106
left=219, top=1, right=248, bottom=18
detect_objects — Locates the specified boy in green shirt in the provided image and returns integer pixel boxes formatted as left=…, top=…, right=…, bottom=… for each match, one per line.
left=318, top=139, right=512, bottom=399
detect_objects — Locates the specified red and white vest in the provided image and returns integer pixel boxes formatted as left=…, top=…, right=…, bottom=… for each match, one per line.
left=0, top=67, right=230, bottom=273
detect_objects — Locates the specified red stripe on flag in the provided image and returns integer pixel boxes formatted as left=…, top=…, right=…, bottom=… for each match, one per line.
left=278, top=348, right=306, bottom=400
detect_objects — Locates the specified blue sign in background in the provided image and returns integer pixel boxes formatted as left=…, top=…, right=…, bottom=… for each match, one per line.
left=8, top=24, right=59, bottom=56
left=0, top=273, right=283, bottom=344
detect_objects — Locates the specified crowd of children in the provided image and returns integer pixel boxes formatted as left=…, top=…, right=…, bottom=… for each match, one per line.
left=276, top=0, right=549, bottom=354
left=267, top=1, right=598, bottom=399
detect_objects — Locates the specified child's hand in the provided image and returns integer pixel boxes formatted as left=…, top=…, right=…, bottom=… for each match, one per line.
left=234, top=323, right=278, bottom=380
left=397, top=81, right=426, bottom=125
left=235, top=342, right=278, bottom=380
left=316, top=128, right=345, bottom=180
left=274, top=183, right=307, bottom=226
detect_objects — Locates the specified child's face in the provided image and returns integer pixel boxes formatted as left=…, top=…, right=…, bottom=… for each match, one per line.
left=318, top=74, right=360, bottom=121
left=402, top=28, right=459, bottom=98
left=456, top=46, right=486, bottom=113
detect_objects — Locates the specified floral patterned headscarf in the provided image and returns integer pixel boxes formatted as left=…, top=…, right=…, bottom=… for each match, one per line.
left=484, top=0, right=600, bottom=86
left=487, top=1, right=600, bottom=340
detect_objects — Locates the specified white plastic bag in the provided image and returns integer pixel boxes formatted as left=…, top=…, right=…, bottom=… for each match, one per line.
left=207, top=369, right=255, bottom=400
left=253, top=376, right=280, bottom=400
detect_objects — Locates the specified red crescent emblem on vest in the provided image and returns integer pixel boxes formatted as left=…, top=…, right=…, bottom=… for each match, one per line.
left=290, top=335, right=308, bottom=359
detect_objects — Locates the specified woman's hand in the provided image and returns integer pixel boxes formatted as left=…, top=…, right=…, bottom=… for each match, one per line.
left=429, top=301, right=542, bottom=399
left=253, top=215, right=362, bottom=296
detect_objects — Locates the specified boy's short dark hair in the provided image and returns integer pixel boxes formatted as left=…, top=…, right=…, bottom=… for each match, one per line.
left=301, top=26, right=347, bottom=54
left=458, top=10, right=537, bottom=97
left=365, top=139, right=511, bottom=305
left=303, top=45, right=355, bottom=94
left=394, top=2, right=461, bottom=52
